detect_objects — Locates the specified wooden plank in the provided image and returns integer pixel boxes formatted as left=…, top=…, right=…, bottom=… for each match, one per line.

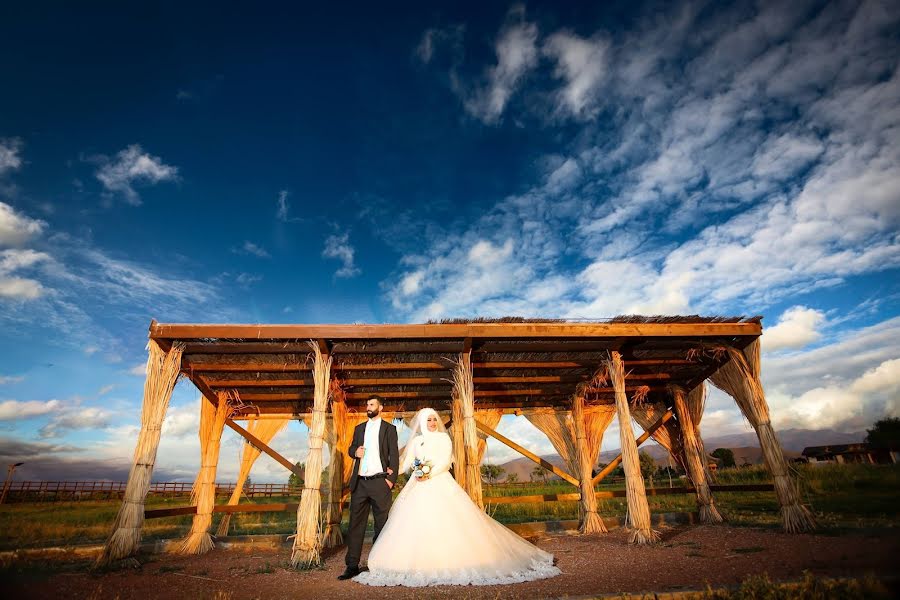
left=474, top=420, right=579, bottom=486
left=234, top=386, right=666, bottom=402
left=231, top=399, right=582, bottom=415
left=484, top=483, right=775, bottom=505
left=205, top=375, right=594, bottom=387
left=591, top=408, right=675, bottom=485
left=186, top=359, right=697, bottom=374
left=225, top=419, right=304, bottom=478
left=145, top=505, right=199, bottom=518
left=151, top=321, right=762, bottom=341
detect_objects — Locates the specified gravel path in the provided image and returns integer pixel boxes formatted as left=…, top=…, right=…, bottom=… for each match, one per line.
left=7, top=526, right=899, bottom=599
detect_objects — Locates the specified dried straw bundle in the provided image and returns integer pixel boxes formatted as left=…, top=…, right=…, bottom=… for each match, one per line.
left=583, top=404, right=616, bottom=533
left=475, top=409, right=503, bottom=464
left=450, top=394, right=467, bottom=488
left=95, top=340, right=185, bottom=567
left=180, top=391, right=237, bottom=554
left=323, top=382, right=351, bottom=548
left=670, top=385, right=723, bottom=524
left=631, top=402, right=685, bottom=469
left=216, top=417, right=290, bottom=536
left=524, top=409, right=579, bottom=477
left=291, top=341, right=332, bottom=567
left=709, top=341, right=815, bottom=533
left=572, top=395, right=604, bottom=533
left=452, top=351, right=483, bottom=508
left=605, top=351, right=658, bottom=544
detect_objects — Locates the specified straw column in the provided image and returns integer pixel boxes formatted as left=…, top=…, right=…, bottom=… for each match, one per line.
left=709, top=340, right=815, bottom=533
left=95, top=340, right=185, bottom=567
left=291, top=341, right=332, bottom=567
left=671, top=385, right=723, bottom=524
left=573, top=394, right=604, bottom=533
left=452, top=351, right=483, bottom=509
left=605, top=351, right=658, bottom=544
left=323, top=381, right=350, bottom=549
left=180, top=391, right=236, bottom=554
left=450, top=395, right=467, bottom=488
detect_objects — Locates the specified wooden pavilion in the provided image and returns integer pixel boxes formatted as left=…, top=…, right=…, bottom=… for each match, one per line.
left=96, top=316, right=815, bottom=567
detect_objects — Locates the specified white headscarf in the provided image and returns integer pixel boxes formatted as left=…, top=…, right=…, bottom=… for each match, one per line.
left=399, top=408, right=448, bottom=473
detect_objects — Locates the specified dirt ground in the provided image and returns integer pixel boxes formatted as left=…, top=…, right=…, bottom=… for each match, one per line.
left=6, top=526, right=900, bottom=599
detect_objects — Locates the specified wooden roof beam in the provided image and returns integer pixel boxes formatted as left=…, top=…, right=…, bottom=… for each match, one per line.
left=151, top=321, right=762, bottom=340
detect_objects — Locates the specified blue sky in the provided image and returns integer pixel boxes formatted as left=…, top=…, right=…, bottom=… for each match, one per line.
left=1, top=1, right=898, bottom=482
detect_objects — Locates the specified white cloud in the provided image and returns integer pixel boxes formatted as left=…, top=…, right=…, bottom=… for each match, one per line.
left=416, top=24, right=465, bottom=66
left=98, top=384, right=115, bottom=396
left=235, top=240, right=270, bottom=258
left=95, top=144, right=178, bottom=205
left=0, top=138, right=23, bottom=176
left=0, top=375, right=24, bottom=385
left=235, top=272, right=262, bottom=286
left=544, top=31, right=610, bottom=118
left=0, top=399, right=61, bottom=421
left=276, top=190, right=292, bottom=222
left=761, top=317, right=900, bottom=431
left=39, top=405, right=113, bottom=438
left=769, top=358, right=900, bottom=431
left=322, top=231, right=361, bottom=278
left=457, top=7, right=538, bottom=124
left=0, top=248, right=51, bottom=300
left=763, top=306, right=826, bottom=352
left=0, top=202, right=47, bottom=247
left=129, top=363, right=146, bottom=376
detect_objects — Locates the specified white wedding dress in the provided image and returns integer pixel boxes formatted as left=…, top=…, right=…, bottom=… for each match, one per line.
left=354, top=424, right=561, bottom=587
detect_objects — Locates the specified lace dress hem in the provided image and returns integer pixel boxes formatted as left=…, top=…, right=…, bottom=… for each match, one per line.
left=353, top=558, right=561, bottom=587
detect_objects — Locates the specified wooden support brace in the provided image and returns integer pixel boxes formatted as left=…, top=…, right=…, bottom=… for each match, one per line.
left=225, top=419, right=304, bottom=479
left=474, top=419, right=579, bottom=487
left=591, top=408, right=675, bottom=486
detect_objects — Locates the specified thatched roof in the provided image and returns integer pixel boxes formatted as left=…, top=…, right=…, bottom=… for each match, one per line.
left=150, top=316, right=762, bottom=417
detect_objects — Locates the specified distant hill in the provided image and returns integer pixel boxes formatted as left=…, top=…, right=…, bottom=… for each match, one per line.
left=494, top=428, right=867, bottom=479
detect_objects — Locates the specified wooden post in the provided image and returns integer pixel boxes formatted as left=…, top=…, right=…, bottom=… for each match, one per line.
left=573, top=394, right=605, bottom=533
left=607, top=351, right=658, bottom=544
left=96, top=339, right=185, bottom=566
left=671, top=385, right=723, bottom=523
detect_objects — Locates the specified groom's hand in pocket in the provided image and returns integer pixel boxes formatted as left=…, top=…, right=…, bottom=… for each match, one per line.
left=385, top=468, right=394, bottom=488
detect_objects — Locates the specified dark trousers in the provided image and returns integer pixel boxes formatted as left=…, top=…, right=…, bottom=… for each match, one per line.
left=345, top=477, right=392, bottom=567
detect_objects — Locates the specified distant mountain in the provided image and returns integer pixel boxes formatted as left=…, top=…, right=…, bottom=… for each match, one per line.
left=703, top=428, right=867, bottom=454
left=494, top=428, right=868, bottom=478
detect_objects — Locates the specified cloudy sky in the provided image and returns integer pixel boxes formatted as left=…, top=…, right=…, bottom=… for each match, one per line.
left=1, top=1, right=898, bottom=482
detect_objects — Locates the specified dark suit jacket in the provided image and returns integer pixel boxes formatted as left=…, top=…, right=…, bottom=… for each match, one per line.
left=348, top=419, right=399, bottom=491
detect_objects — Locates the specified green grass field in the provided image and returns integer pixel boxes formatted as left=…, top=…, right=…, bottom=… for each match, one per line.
left=1, top=464, right=897, bottom=550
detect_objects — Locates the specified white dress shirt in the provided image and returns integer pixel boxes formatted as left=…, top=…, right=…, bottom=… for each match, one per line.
left=360, top=417, right=384, bottom=476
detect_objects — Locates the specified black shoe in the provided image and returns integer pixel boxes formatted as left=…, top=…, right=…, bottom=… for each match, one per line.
left=338, top=566, right=360, bottom=580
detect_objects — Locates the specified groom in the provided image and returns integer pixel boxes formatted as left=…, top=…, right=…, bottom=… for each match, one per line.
left=338, top=395, right=399, bottom=580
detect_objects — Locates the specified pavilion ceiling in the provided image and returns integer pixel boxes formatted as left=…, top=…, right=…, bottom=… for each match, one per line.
left=149, top=318, right=762, bottom=418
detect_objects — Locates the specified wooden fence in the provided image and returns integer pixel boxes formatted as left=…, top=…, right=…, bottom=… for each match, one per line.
left=3, top=481, right=303, bottom=502
left=143, top=484, right=776, bottom=519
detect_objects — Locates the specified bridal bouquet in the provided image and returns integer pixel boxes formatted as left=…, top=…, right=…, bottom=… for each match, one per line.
left=412, top=458, right=433, bottom=481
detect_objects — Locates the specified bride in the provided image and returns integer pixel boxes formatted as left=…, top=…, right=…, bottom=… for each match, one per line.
left=354, top=408, right=561, bottom=587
